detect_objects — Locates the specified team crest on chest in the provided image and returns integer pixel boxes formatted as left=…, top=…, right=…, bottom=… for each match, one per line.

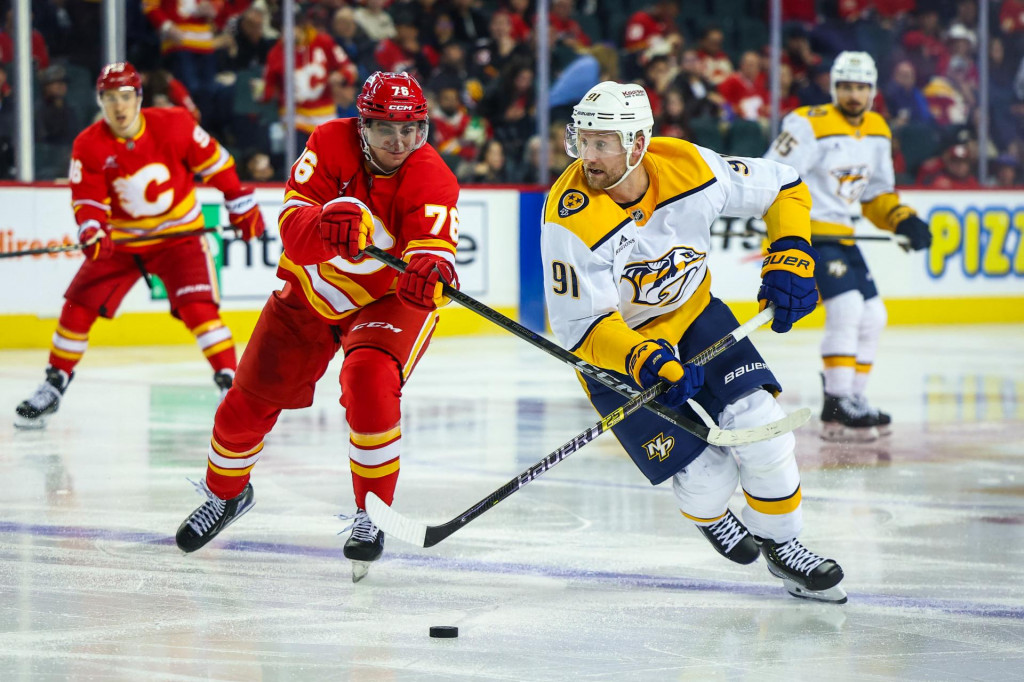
left=621, top=245, right=706, bottom=307
left=830, top=165, right=870, bottom=203
left=558, top=189, right=589, bottom=217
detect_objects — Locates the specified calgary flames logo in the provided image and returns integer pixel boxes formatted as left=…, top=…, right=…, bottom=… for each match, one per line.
left=621, top=245, right=706, bottom=306
left=830, top=165, right=870, bottom=204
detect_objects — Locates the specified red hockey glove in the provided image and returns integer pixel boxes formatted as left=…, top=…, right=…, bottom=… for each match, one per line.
left=78, top=220, right=114, bottom=260
left=395, top=254, right=459, bottom=312
left=320, top=198, right=374, bottom=261
left=626, top=339, right=705, bottom=410
left=224, top=188, right=265, bottom=241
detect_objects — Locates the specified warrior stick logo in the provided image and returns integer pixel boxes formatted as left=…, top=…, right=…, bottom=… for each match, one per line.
left=622, top=245, right=706, bottom=306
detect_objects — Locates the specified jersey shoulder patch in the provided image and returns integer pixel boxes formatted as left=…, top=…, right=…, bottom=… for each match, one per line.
left=544, top=161, right=628, bottom=250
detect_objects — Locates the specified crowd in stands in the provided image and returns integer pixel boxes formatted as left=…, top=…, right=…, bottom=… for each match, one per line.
left=1, top=0, right=1023, bottom=188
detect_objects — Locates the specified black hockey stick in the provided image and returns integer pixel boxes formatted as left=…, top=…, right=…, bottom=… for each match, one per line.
left=711, top=228, right=911, bottom=249
left=363, top=245, right=804, bottom=447
left=365, top=305, right=804, bottom=548
left=0, top=226, right=223, bottom=259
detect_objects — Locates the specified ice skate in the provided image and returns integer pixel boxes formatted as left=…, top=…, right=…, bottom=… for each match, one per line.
left=340, top=508, right=384, bottom=583
left=176, top=479, right=255, bottom=553
left=820, top=393, right=878, bottom=442
left=852, top=394, right=892, bottom=436
left=214, top=369, right=235, bottom=403
left=15, top=367, right=72, bottom=429
left=694, top=509, right=759, bottom=565
left=756, top=536, right=847, bottom=604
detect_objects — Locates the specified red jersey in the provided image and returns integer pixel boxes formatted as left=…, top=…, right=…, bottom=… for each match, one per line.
left=276, top=118, right=460, bottom=323
left=0, top=29, right=49, bottom=69
left=69, top=107, right=242, bottom=249
left=142, top=0, right=249, bottom=54
left=264, top=31, right=355, bottom=133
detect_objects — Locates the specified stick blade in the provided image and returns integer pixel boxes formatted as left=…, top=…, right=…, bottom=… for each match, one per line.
left=364, top=492, right=428, bottom=548
left=706, top=407, right=812, bottom=446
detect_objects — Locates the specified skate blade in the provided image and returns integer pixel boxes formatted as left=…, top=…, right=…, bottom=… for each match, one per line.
left=14, top=415, right=48, bottom=430
left=876, top=425, right=893, bottom=437
left=351, top=561, right=371, bottom=583
left=781, top=578, right=848, bottom=604
left=821, top=424, right=877, bottom=443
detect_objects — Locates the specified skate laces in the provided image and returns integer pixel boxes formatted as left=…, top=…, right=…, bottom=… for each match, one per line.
left=852, top=395, right=879, bottom=417
left=707, top=513, right=748, bottom=552
left=24, top=381, right=61, bottom=411
left=838, top=395, right=870, bottom=418
left=185, top=478, right=227, bottom=534
left=338, top=509, right=379, bottom=542
left=775, top=539, right=826, bottom=575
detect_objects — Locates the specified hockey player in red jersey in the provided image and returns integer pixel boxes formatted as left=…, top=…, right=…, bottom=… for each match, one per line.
left=14, top=62, right=265, bottom=429
left=175, top=71, right=461, bottom=582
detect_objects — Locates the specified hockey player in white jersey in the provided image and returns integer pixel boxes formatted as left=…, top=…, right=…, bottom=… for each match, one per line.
left=764, top=51, right=932, bottom=442
left=542, top=81, right=846, bottom=603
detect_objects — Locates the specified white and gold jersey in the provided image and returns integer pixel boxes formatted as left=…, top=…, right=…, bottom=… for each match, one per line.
left=764, top=104, right=910, bottom=238
left=541, top=137, right=810, bottom=375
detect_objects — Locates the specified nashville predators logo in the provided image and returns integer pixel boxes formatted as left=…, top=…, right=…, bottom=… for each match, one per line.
left=827, top=259, right=848, bottom=278
left=558, top=189, right=589, bottom=217
left=830, top=165, right=870, bottom=203
left=643, top=433, right=675, bottom=462
left=621, top=245, right=706, bottom=307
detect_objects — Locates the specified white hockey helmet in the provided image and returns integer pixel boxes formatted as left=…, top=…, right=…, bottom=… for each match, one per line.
left=566, top=81, right=654, bottom=188
left=830, top=51, right=878, bottom=108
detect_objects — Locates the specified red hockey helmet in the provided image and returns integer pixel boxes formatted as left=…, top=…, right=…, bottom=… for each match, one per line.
left=356, top=71, right=428, bottom=122
left=96, top=62, right=142, bottom=97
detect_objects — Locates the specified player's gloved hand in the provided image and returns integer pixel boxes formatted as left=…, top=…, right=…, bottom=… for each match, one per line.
left=320, top=198, right=374, bottom=261
left=395, top=253, right=459, bottom=311
left=224, top=188, right=265, bottom=241
left=758, top=236, right=818, bottom=333
left=78, top=220, right=114, bottom=260
left=626, top=339, right=705, bottom=411
left=895, top=214, right=931, bottom=251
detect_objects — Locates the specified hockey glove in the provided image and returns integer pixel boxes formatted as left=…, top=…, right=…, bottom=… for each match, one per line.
left=79, top=220, right=114, bottom=260
left=626, top=339, right=705, bottom=411
left=895, top=214, right=931, bottom=251
left=395, top=253, right=459, bottom=312
left=224, top=188, right=265, bottom=241
left=758, top=237, right=818, bottom=333
left=320, top=198, right=374, bottom=261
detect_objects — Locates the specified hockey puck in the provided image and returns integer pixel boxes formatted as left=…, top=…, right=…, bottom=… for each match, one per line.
left=429, top=625, right=458, bottom=638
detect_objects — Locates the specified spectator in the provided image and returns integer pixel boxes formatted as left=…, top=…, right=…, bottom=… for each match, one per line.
left=34, top=64, right=79, bottom=145
left=353, top=0, right=396, bottom=43
left=412, top=0, right=447, bottom=49
left=220, top=5, right=276, bottom=73
left=624, top=1, right=682, bottom=55
left=480, top=58, right=537, bottom=164
left=549, top=0, right=590, bottom=50
left=373, top=15, right=437, bottom=83
left=900, top=7, right=948, bottom=83
left=243, top=151, right=275, bottom=182
left=450, top=0, right=489, bottom=45
left=330, top=7, right=375, bottom=81
left=142, top=69, right=202, bottom=122
left=469, top=11, right=531, bottom=85
left=989, top=37, right=1022, bottom=152
left=432, top=41, right=473, bottom=92
left=923, top=75, right=970, bottom=126
left=884, top=60, right=935, bottom=128
left=990, top=154, right=1021, bottom=187
left=718, top=51, right=769, bottom=123
left=503, top=0, right=534, bottom=42
left=923, top=144, right=980, bottom=188
left=672, top=48, right=725, bottom=120
left=468, top=138, right=513, bottom=183
left=695, top=26, right=733, bottom=86
left=655, top=88, right=692, bottom=140
left=778, top=63, right=801, bottom=118
left=431, top=82, right=491, bottom=167
left=0, top=61, right=11, bottom=178
left=263, top=7, right=356, bottom=145
left=781, top=24, right=821, bottom=86
left=0, top=6, right=50, bottom=70
left=518, top=124, right=571, bottom=183
left=796, top=61, right=832, bottom=105
left=641, top=52, right=674, bottom=118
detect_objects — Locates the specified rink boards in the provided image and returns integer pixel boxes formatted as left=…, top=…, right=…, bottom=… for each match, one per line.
left=0, top=185, right=1022, bottom=348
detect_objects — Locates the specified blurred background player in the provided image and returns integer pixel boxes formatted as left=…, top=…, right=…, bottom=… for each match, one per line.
left=542, top=82, right=845, bottom=603
left=174, top=72, right=460, bottom=583
left=764, top=52, right=932, bottom=442
left=14, top=61, right=265, bottom=430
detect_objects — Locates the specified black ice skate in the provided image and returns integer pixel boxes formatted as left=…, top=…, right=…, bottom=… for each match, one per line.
left=341, top=508, right=384, bottom=583
left=14, top=367, right=72, bottom=429
left=176, top=479, right=255, bottom=553
left=695, top=509, right=759, bottom=565
left=852, top=394, right=892, bottom=436
left=756, top=536, right=847, bottom=604
left=820, top=393, right=879, bottom=442
left=214, top=369, right=235, bottom=403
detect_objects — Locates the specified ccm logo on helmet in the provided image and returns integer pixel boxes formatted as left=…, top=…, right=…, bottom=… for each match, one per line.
left=390, top=105, right=414, bottom=111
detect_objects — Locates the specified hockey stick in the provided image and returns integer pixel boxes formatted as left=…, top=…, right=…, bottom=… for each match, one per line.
left=0, top=226, right=223, bottom=259
left=364, top=245, right=805, bottom=447
left=710, top=228, right=911, bottom=249
left=366, top=305, right=805, bottom=548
